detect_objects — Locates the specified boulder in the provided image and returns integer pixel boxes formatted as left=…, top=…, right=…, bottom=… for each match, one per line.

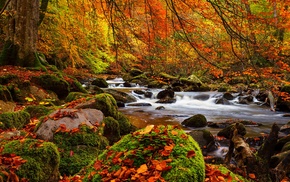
left=104, top=89, right=137, bottom=103
left=76, top=125, right=205, bottom=182
left=127, top=103, right=152, bottom=107
left=156, top=89, right=175, bottom=99
left=280, top=122, right=290, bottom=135
left=0, top=85, right=12, bottom=101
left=36, top=108, right=104, bottom=141
left=217, top=123, right=246, bottom=139
left=223, top=92, right=234, bottom=100
left=215, top=98, right=231, bottom=105
left=182, top=114, right=207, bottom=128
left=156, top=98, right=177, bottom=104
left=0, top=110, right=30, bottom=130
left=0, top=139, right=60, bottom=182
left=194, top=94, right=210, bottom=101
left=129, top=68, right=143, bottom=77
left=91, top=78, right=108, bottom=88
left=188, top=129, right=218, bottom=154
left=238, top=95, right=253, bottom=104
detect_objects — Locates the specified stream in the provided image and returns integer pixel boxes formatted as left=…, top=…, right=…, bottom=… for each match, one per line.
left=107, top=78, right=290, bottom=137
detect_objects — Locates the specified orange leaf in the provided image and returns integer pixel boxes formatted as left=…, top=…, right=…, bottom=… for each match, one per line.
left=249, top=173, right=256, bottom=179
left=171, top=130, right=178, bottom=135
left=137, top=164, right=148, bottom=174
left=187, top=150, right=196, bottom=158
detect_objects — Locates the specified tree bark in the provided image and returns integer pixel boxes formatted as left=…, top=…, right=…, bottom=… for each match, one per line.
left=0, top=0, right=39, bottom=67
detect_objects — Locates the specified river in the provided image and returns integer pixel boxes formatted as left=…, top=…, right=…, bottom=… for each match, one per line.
left=107, top=78, right=290, bottom=137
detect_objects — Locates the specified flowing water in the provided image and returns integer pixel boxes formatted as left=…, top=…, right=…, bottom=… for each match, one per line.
left=107, top=78, right=290, bottom=137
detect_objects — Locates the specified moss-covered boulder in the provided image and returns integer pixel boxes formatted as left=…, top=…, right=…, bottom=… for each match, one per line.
left=205, top=164, right=251, bottom=182
left=182, top=114, right=207, bottom=128
left=104, top=89, right=137, bottom=103
left=65, top=92, right=89, bottom=102
left=75, top=93, right=119, bottom=118
left=0, top=139, right=60, bottom=182
left=77, top=125, right=205, bottom=182
left=24, top=105, right=52, bottom=119
left=31, top=74, right=70, bottom=99
left=129, top=68, right=143, bottom=77
left=53, top=124, right=109, bottom=176
left=91, top=78, right=108, bottom=88
left=0, top=110, right=30, bottom=129
left=102, top=116, right=121, bottom=145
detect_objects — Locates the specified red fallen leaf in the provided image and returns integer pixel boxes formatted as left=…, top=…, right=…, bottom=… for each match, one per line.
left=137, top=164, right=148, bottom=174
left=161, top=150, right=171, bottom=156
left=70, top=150, right=74, bottom=157
left=55, top=124, right=66, bottom=133
left=93, top=160, right=102, bottom=170
left=123, top=158, right=134, bottom=167
left=106, top=150, right=114, bottom=160
left=187, top=150, right=196, bottom=158
left=249, top=173, right=256, bottom=179
left=70, top=128, right=79, bottom=134
left=180, top=134, right=188, bottom=139
left=112, top=152, right=123, bottom=164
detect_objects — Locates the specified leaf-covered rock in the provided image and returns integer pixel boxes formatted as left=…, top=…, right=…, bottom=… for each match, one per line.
left=76, top=125, right=205, bottom=182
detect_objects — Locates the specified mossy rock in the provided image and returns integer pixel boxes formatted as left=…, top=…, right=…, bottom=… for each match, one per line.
left=217, top=123, right=246, bottom=139
left=182, top=114, right=207, bottom=128
left=116, top=112, right=136, bottom=135
left=65, top=92, right=89, bottom=102
left=24, top=105, right=52, bottom=119
left=281, top=141, right=290, bottom=152
left=0, top=85, right=12, bottom=101
left=71, top=79, right=88, bottom=93
left=159, top=72, right=178, bottom=81
left=78, top=125, right=205, bottom=182
left=180, top=74, right=202, bottom=85
left=104, top=89, right=137, bottom=103
left=31, top=74, right=70, bottom=99
left=103, top=116, right=121, bottom=145
left=93, top=93, right=119, bottom=118
left=0, top=110, right=30, bottom=129
left=0, top=139, right=60, bottom=182
left=53, top=124, right=109, bottom=176
left=129, top=68, right=143, bottom=77
left=206, top=164, right=251, bottom=182
left=147, top=80, right=167, bottom=88
left=91, top=78, right=108, bottom=88
left=131, top=74, right=149, bottom=85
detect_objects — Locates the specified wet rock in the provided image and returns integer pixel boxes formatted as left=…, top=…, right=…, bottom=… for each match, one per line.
left=156, top=98, right=177, bottom=104
left=155, top=106, right=165, bottom=110
left=156, top=89, right=175, bottom=99
left=223, top=92, right=234, bottom=100
left=127, top=103, right=152, bottom=106
left=188, top=129, right=218, bottom=154
left=91, top=78, right=108, bottom=88
left=182, top=114, right=207, bottom=128
left=281, top=141, right=290, bottom=152
left=129, top=68, right=143, bottom=77
left=123, top=81, right=132, bottom=87
left=133, top=90, right=145, bottom=95
left=144, top=91, right=153, bottom=98
left=104, top=89, right=137, bottom=103
left=215, top=98, right=231, bottom=105
left=279, top=122, right=290, bottom=135
left=238, top=95, right=253, bottom=104
left=194, top=94, right=210, bottom=101
left=217, top=123, right=246, bottom=139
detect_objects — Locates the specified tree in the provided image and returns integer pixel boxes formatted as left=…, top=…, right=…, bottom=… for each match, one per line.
left=0, top=0, right=40, bottom=67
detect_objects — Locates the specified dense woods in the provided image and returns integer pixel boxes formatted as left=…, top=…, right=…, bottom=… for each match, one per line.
left=0, top=0, right=290, bottom=181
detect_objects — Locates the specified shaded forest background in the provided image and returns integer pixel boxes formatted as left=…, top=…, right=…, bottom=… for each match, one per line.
left=0, top=0, right=290, bottom=89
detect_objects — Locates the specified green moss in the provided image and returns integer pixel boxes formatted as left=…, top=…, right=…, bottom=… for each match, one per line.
left=0, top=110, right=30, bottom=129
left=65, top=92, right=89, bottom=102
left=53, top=124, right=109, bottom=176
left=94, top=93, right=119, bottom=118
left=281, top=84, right=290, bottom=94
left=31, top=74, right=70, bottom=99
left=79, top=125, right=205, bottom=182
left=117, top=112, right=136, bottom=135
left=212, top=164, right=251, bottom=182
left=103, top=117, right=121, bottom=145
left=24, top=105, right=52, bottom=118
left=1, top=139, right=60, bottom=181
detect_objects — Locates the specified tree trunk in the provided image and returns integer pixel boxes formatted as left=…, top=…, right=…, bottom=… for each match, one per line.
left=0, top=0, right=39, bottom=67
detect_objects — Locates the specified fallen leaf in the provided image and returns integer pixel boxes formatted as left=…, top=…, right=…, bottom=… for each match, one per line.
left=171, top=130, right=178, bottom=135
left=137, top=164, right=148, bottom=174
left=249, top=173, right=256, bottom=179
left=187, top=150, right=196, bottom=158
left=138, top=125, right=154, bottom=135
